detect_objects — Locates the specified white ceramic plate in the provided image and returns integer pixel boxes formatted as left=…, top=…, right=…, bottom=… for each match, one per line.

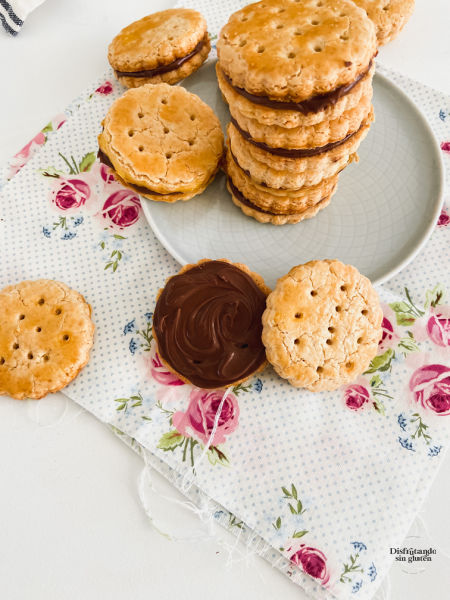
left=142, top=61, right=444, bottom=289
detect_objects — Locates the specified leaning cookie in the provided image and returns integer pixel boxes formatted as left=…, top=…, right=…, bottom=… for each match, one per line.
left=262, top=260, right=382, bottom=391
left=352, top=0, right=414, bottom=45
left=108, top=9, right=210, bottom=87
left=152, top=259, right=270, bottom=389
left=98, top=83, right=224, bottom=202
left=0, top=280, right=95, bottom=400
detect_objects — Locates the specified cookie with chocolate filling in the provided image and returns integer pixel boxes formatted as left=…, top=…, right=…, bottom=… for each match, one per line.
left=352, top=0, right=414, bottom=46
left=262, top=260, right=383, bottom=391
left=217, top=0, right=376, bottom=109
left=227, top=85, right=373, bottom=150
left=98, top=83, right=224, bottom=202
left=108, top=9, right=211, bottom=87
left=152, top=260, right=271, bottom=389
left=227, top=111, right=373, bottom=190
left=225, top=145, right=340, bottom=215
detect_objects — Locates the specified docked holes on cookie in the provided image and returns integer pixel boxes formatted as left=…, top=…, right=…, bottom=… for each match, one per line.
left=13, top=343, right=19, bottom=350
left=38, top=298, right=45, bottom=305
left=346, top=361, right=354, bottom=369
left=139, top=146, right=144, bottom=152
left=361, top=309, right=368, bottom=316
left=19, top=314, right=25, bottom=320
left=257, top=46, right=265, bottom=53
left=138, top=112, right=144, bottom=119
left=161, top=98, right=168, bottom=105
left=288, top=52, right=296, bottom=59
left=28, top=352, right=34, bottom=360
left=0, top=357, right=5, bottom=365
left=357, top=337, right=363, bottom=344
left=62, top=334, right=70, bottom=341
left=128, top=130, right=134, bottom=137
left=316, top=366, right=324, bottom=373
left=43, top=354, right=50, bottom=362
left=310, top=290, right=317, bottom=296
left=295, top=312, right=303, bottom=319
left=55, top=308, right=62, bottom=315
left=36, top=326, right=42, bottom=332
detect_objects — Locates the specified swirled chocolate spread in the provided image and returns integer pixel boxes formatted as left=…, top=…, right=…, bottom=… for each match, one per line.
left=221, top=61, right=372, bottom=114
left=115, top=36, right=206, bottom=78
left=153, top=260, right=268, bottom=388
left=97, top=149, right=178, bottom=197
left=230, top=117, right=362, bottom=158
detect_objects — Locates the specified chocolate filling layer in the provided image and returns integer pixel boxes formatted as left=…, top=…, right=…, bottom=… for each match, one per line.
left=221, top=61, right=372, bottom=114
left=230, top=116, right=362, bottom=158
left=115, top=36, right=206, bottom=78
left=153, top=260, right=267, bottom=389
left=228, top=177, right=277, bottom=215
left=97, top=149, right=178, bottom=197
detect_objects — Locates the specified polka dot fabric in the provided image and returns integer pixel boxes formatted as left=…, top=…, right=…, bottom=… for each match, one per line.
left=1, top=2, right=449, bottom=598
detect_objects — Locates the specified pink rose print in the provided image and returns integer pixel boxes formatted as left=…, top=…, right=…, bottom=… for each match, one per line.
left=427, top=306, right=450, bottom=347
left=101, top=189, right=141, bottom=229
left=172, top=389, right=239, bottom=446
left=441, top=142, right=450, bottom=154
left=379, top=316, right=395, bottom=351
left=438, top=209, right=450, bottom=227
left=99, top=163, right=115, bottom=184
left=151, top=352, right=184, bottom=386
left=409, top=364, right=450, bottom=415
left=95, top=81, right=114, bottom=95
left=51, top=177, right=91, bottom=212
left=8, top=131, right=46, bottom=178
left=289, top=545, right=330, bottom=585
left=344, top=384, right=370, bottom=411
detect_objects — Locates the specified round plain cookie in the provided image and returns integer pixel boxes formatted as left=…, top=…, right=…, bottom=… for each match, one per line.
left=227, top=111, right=373, bottom=188
left=228, top=180, right=333, bottom=225
left=228, top=88, right=373, bottom=150
left=108, top=9, right=210, bottom=87
left=217, top=0, right=377, bottom=102
left=98, top=83, right=224, bottom=202
left=216, top=61, right=375, bottom=128
left=352, top=0, right=414, bottom=45
left=262, top=260, right=383, bottom=391
left=152, top=259, right=271, bottom=389
left=225, top=146, right=340, bottom=214
left=0, top=280, right=95, bottom=400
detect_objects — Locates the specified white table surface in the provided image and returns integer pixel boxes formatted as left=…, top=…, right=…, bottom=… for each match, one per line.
left=1, top=1, right=450, bottom=598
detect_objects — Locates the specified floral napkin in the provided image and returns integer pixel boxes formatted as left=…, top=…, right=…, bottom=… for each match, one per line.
left=1, top=2, right=450, bottom=598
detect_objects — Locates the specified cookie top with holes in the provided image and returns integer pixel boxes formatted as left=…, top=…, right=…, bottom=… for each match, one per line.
left=98, top=83, right=224, bottom=201
left=217, top=0, right=376, bottom=103
left=352, top=0, right=414, bottom=46
left=262, top=260, right=382, bottom=391
left=0, top=280, right=94, bottom=400
left=108, top=9, right=210, bottom=86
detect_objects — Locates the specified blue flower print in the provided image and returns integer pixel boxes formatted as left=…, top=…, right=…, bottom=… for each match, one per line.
left=42, top=226, right=51, bottom=238
left=398, top=437, right=415, bottom=451
left=129, top=338, right=138, bottom=355
left=397, top=413, right=408, bottom=431
left=253, top=378, right=263, bottom=393
left=61, top=231, right=76, bottom=240
left=352, top=580, right=363, bottom=593
left=351, top=541, right=367, bottom=553
left=123, top=319, right=135, bottom=335
left=367, top=563, right=377, bottom=582
left=428, top=445, right=442, bottom=457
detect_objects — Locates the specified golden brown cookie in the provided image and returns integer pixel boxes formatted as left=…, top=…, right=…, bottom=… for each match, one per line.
left=217, top=0, right=376, bottom=102
left=216, top=61, right=375, bottom=128
left=108, top=9, right=211, bottom=87
left=225, top=146, right=339, bottom=214
left=228, top=87, right=373, bottom=150
left=352, top=0, right=414, bottom=45
left=152, top=259, right=270, bottom=388
left=228, top=180, right=333, bottom=225
left=0, top=280, right=95, bottom=400
left=262, top=260, right=382, bottom=391
left=98, top=83, right=224, bottom=202
left=227, top=111, right=373, bottom=189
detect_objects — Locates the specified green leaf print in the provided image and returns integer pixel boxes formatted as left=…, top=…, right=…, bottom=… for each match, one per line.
left=292, top=530, right=308, bottom=539
left=157, top=430, right=185, bottom=452
left=365, top=349, right=394, bottom=374
left=78, top=151, right=96, bottom=172
left=424, top=283, right=446, bottom=308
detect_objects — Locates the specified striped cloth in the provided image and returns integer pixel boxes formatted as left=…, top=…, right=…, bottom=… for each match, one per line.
left=1, top=0, right=45, bottom=35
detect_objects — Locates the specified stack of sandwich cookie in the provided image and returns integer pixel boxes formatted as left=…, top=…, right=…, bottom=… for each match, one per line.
left=108, top=9, right=211, bottom=87
left=97, top=83, right=224, bottom=203
left=217, top=0, right=377, bottom=225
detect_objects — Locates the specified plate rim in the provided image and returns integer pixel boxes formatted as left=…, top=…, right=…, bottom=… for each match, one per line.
left=141, top=69, right=445, bottom=287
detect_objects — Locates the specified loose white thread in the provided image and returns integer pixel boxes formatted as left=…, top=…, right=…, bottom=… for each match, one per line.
left=180, top=387, right=231, bottom=494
